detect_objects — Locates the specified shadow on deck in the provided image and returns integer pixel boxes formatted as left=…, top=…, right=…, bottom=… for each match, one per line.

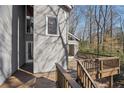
left=0, top=63, right=56, bottom=88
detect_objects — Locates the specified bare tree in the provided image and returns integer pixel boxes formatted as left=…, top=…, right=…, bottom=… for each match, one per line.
left=94, top=6, right=102, bottom=55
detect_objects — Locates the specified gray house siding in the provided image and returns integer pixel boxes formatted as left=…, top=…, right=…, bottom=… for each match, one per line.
left=33, top=5, right=69, bottom=73
left=0, top=5, right=12, bottom=85
left=0, top=5, right=25, bottom=85
left=0, top=5, right=71, bottom=85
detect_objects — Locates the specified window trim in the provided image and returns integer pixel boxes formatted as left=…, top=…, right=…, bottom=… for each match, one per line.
left=46, top=15, right=59, bottom=36
left=26, top=41, right=33, bottom=63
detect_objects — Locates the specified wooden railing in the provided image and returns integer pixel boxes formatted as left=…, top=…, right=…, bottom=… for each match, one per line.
left=80, top=59, right=99, bottom=72
left=79, top=57, right=120, bottom=74
left=76, top=60, right=97, bottom=88
left=96, top=57, right=120, bottom=70
left=56, top=63, right=80, bottom=88
left=78, top=57, right=120, bottom=87
left=96, top=57, right=120, bottom=79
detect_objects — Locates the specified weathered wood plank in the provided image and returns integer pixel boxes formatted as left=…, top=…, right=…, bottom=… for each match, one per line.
left=96, top=57, right=119, bottom=61
left=89, top=67, right=120, bottom=79
left=56, top=63, right=80, bottom=88
left=76, top=60, right=97, bottom=88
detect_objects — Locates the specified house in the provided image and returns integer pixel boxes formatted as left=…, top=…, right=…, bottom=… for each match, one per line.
left=68, top=32, right=80, bottom=60
left=0, top=5, right=73, bottom=85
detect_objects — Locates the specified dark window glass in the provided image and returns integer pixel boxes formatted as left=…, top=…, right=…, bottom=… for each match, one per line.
left=27, top=19, right=30, bottom=33
left=28, top=43, right=33, bottom=60
left=69, top=45, right=74, bottom=56
left=48, top=17, right=57, bottom=35
left=27, top=17, right=33, bottom=34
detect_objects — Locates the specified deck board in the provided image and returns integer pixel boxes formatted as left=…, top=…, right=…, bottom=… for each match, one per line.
left=0, top=64, right=57, bottom=88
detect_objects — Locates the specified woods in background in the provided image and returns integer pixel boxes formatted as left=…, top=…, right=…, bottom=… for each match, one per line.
left=70, top=5, right=124, bottom=61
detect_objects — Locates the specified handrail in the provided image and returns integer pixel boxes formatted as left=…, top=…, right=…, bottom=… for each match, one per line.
left=96, top=57, right=119, bottom=61
left=77, top=52, right=112, bottom=57
left=56, top=63, right=80, bottom=88
left=76, top=60, right=97, bottom=88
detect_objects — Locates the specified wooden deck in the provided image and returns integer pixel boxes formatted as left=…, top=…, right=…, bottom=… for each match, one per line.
left=76, top=57, right=120, bottom=87
left=0, top=63, right=57, bottom=88
left=0, top=56, right=120, bottom=88
left=78, top=57, right=120, bottom=79
left=67, top=56, right=120, bottom=88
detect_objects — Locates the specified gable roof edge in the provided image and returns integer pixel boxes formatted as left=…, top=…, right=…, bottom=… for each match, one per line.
left=59, top=5, right=73, bottom=12
left=68, top=32, right=80, bottom=41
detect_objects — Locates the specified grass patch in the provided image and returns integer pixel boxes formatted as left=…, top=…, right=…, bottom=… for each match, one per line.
left=79, top=45, right=124, bottom=64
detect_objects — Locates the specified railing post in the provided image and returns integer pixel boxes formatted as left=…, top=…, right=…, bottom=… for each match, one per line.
left=118, top=58, right=120, bottom=74
left=64, top=79, right=67, bottom=88
left=100, top=60, right=103, bottom=78
left=95, top=59, right=100, bottom=79
left=56, top=67, right=58, bottom=87
left=77, top=61, right=79, bottom=78
left=109, top=75, right=113, bottom=88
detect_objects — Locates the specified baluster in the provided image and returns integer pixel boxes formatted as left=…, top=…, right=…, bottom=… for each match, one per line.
left=88, top=61, right=89, bottom=69
left=82, top=70, right=84, bottom=83
left=83, top=70, right=85, bottom=85
left=77, top=63, right=79, bottom=78
left=64, top=78, right=66, bottom=88
left=85, top=76, right=88, bottom=88
left=86, top=61, right=88, bottom=69
left=85, top=62, right=87, bottom=69
left=88, top=79, right=91, bottom=88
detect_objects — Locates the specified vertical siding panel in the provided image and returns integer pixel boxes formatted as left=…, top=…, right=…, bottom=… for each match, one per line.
left=33, top=5, right=68, bottom=73
left=0, top=5, right=12, bottom=85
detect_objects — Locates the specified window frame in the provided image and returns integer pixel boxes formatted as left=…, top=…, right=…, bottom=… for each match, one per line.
left=46, top=15, right=59, bottom=36
left=26, top=41, right=33, bottom=63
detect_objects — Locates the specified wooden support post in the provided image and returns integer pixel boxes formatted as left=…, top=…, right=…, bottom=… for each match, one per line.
left=56, top=68, right=58, bottom=87
left=110, top=75, right=113, bottom=88
left=100, top=60, right=103, bottom=78
left=118, top=59, right=120, bottom=74
left=77, top=62, right=80, bottom=84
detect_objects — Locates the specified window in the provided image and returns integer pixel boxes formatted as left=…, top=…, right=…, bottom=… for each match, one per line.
left=46, top=16, right=58, bottom=36
left=69, top=44, right=75, bottom=56
left=26, top=16, right=33, bottom=34
left=26, top=41, right=33, bottom=63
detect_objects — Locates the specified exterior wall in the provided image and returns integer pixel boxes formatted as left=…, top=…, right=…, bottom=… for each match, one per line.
left=34, top=5, right=69, bottom=73
left=68, top=40, right=79, bottom=57
left=0, top=5, right=12, bottom=85
left=0, top=5, right=25, bottom=85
